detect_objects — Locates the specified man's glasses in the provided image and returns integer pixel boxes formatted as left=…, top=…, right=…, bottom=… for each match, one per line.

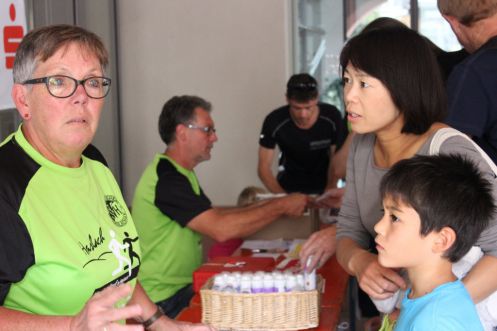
left=22, top=75, right=111, bottom=99
left=187, top=124, right=216, bottom=135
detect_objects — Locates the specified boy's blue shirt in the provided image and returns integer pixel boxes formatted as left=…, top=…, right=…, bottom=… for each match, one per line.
left=394, top=280, right=483, bottom=331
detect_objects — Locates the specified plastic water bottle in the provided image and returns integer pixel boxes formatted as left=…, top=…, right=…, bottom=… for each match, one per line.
left=226, top=273, right=237, bottom=293
left=220, top=271, right=230, bottom=283
left=212, top=274, right=225, bottom=291
left=285, top=274, right=298, bottom=292
left=304, top=256, right=317, bottom=290
left=232, top=271, right=242, bottom=292
left=251, top=273, right=264, bottom=293
left=274, top=273, right=286, bottom=293
left=240, top=273, right=252, bottom=293
left=263, top=273, right=275, bottom=293
left=296, top=274, right=305, bottom=290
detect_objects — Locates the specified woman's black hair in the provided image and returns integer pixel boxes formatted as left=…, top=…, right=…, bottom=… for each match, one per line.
left=340, top=27, right=447, bottom=134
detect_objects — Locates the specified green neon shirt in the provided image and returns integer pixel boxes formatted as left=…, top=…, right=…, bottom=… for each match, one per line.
left=132, top=154, right=211, bottom=303
left=0, top=126, right=141, bottom=315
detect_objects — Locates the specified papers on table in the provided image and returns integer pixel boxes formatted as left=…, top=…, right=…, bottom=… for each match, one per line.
left=240, top=238, right=306, bottom=259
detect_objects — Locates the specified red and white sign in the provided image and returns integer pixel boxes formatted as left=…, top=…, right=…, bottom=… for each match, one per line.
left=1, top=1, right=26, bottom=110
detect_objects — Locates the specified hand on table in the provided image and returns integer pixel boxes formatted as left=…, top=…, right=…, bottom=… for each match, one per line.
left=299, top=225, right=337, bottom=271
left=70, top=283, right=144, bottom=331
left=352, top=251, right=406, bottom=300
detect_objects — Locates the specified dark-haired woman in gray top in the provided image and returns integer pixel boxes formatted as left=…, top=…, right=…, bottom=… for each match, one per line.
left=325, top=27, right=497, bottom=324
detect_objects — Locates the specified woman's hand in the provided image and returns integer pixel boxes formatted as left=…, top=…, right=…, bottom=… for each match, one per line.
left=299, top=225, right=337, bottom=271
left=70, top=283, right=144, bottom=331
left=352, top=251, right=406, bottom=299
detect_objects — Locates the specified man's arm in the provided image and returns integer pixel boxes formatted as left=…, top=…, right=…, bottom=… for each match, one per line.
left=188, top=193, right=308, bottom=242
left=325, top=145, right=339, bottom=191
left=329, top=132, right=354, bottom=189
left=257, top=146, right=285, bottom=193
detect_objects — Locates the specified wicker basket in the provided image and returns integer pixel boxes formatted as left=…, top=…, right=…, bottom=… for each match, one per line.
left=200, top=276, right=322, bottom=330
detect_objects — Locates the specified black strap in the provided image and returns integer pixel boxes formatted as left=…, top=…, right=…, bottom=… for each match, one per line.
left=142, top=305, right=165, bottom=329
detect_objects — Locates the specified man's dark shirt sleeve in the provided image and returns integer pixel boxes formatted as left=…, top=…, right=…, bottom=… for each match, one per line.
left=154, top=159, right=211, bottom=227
left=259, top=112, right=279, bottom=149
left=0, top=199, right=34, bottom=304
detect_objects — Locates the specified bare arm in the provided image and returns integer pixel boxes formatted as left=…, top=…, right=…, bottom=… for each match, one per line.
left=329, top=132, right=355, bottom=187
left=0, top=307, right=72, bottom=331
left=188, top=193, right=308, bottom=242
left=325, top=145, right=339, bottom=191
left=257, top=146, right=286, bottom=193
left=463, top=255, right=497, bottom=303
left=128, top=282, right=214, bottom=331
left=336, top=237, right=406, bottom=299
left=0, top=284, right=143, bottom=331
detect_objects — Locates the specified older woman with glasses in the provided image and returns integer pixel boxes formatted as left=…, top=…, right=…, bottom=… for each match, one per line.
left=0, top=24, right=213, bottom=331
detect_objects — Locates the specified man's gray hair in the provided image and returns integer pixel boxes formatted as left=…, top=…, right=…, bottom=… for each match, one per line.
left=438, top=0, right=497, bottom=26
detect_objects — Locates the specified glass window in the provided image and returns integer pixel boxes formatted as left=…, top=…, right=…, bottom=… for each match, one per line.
left=417, top=0, right=460, bottom=51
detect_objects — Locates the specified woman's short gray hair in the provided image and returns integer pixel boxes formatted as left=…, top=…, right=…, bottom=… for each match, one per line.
left=13, top=24, right=109, bottom=83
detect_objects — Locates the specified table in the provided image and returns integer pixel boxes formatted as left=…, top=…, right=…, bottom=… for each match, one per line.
left=176, top=255, right=350, bottom=330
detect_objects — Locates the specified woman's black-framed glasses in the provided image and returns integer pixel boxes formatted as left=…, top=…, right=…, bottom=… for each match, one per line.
left=22, top=75, right=111, bottom=99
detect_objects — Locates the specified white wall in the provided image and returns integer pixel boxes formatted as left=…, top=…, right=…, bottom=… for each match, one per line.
left=117, top=0, right=293, bottom=205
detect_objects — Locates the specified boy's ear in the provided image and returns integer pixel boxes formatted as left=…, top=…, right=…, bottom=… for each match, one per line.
left=433, top=227, right=456, bottom=254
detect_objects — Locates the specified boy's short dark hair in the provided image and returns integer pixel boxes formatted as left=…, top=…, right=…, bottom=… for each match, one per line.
left=339, top=27, right=446, bottom=135
left=380, top=154, right=495, bottom=262
left=158, top=95, right=212, bottom=145
left=286, top=73, right=318, bottom=102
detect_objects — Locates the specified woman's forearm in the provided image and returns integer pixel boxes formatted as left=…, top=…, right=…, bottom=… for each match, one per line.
left=336, top=237, right=370, bottom=276
left=0, top=307, right=71, bottom=331
left=463, top=255, right=497, bottom=303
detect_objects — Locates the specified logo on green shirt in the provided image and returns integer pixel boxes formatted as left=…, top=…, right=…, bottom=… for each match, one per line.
left=105, top=195, right=128, bottom=227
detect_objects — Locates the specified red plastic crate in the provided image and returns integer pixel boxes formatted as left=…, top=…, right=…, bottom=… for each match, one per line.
left=193, top=256, right=276, bottom=292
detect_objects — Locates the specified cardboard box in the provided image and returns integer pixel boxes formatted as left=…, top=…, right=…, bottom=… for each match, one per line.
left=192, top=256, right=276, bottom=292
left=246, top=209, right=320, bottom=240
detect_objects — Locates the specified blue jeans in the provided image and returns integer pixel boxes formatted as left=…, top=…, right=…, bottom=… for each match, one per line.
left=156, top=284, right=195, bottom=319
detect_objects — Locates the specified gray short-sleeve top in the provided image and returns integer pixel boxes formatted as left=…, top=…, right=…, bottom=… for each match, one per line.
left=336, top=130, right=497, bottom=257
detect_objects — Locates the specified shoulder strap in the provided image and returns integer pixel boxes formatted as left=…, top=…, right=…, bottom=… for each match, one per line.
left=429, top=127, right=497, bottom=175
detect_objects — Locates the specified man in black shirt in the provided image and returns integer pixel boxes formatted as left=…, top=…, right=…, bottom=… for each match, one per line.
left=438, top=0, right=497, bottom=164
left=258, top=74, right=345, bottom=194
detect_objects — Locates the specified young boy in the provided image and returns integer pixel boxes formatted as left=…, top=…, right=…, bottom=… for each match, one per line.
left=374, top=154, right=495, bottom=330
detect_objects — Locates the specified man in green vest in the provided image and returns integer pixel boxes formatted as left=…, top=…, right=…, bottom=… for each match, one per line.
left=133, top=95, right=309, bottom=318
